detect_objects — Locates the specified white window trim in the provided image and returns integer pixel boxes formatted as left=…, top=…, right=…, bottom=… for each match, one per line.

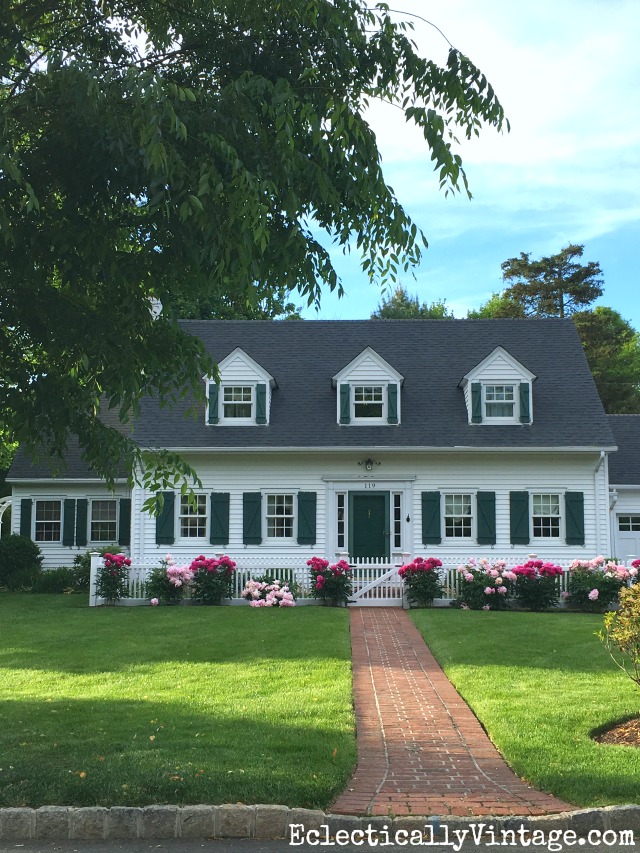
left=33, top=498, right=63, bottom=543
left=531, top=492, right=563, bottom=540
left=482, top=383, right=520, bottom=424
left=89, top=498, right=119, bottom=544
left=264, top=492, right=296, bottom=542
left=220, top=384, right=256, bottom=425
left=351, top=383, right=388, bottom=424
left=177, top=493, right=209, bottom=542
left=442, top=492, right=475, bottom=541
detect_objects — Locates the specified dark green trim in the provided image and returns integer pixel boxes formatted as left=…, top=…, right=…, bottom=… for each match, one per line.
left=19, top=499, right=32, bottom=538
left=255, top=383, right=267, bottom=424
left=476, top=491, right=496, bottom=545
left=210, top=492, right=230, bottom=545
left=565, top=491, right=585, bottom=546
left=63, top=499, right=75, bottom=546
left=208, top=383, right=219, bottom=424
left=297, top=491, right=317, bottom=545
left=510, top=491, right=530, bottom=545
left=421, top=491, right=441, bottom=545
left=387, top=383, right=398, bottom=424
left=118, top=498, right=131, bottom=547
left=340, top=384, right=351, bottom=424
left=155, top=492, right=175, bottom=545
left=243, top=492, right=262, bottom=544
left=519, top=382, right=531, bottom=423
left=75, top=499, right=88, bottom=547
left=471, top=383, right=482, bottom=423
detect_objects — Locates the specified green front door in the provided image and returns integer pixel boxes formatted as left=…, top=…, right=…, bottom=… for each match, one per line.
left=349, top=492, right=390, bottom=559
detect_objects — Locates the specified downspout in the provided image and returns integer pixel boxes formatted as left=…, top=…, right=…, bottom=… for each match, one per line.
left=594, top=451, right=605, bottom=556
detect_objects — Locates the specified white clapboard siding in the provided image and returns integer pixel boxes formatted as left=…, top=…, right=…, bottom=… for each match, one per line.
left=11, top=483, right=130, bottom=568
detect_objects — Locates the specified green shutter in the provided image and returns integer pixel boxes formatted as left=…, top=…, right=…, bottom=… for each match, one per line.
left=297, top=492, right=317, bottom=545
left=210, top=492, right=230, bottom=545
left=75, top=499, right=88, bottom=547
left=208, top=383, right=219, bottom=424
left=155, top=492, right=175, bottom=545
left=243, top=492, right=262, bottom=544
left=340, top=384, right=350, bottom=424
left=565, top=492, right=585, bottom=546
left=387, top=384, right=398, bottom=424
left=510, top=491, right=530, bottom=545
left=256, top=383, right=267, bottom=424
left=421, top=491, right=441, bottom=545
left=19, top=499, right=32, bottom=538
left=118, top=498, right=131, bottom=547
left=476, top=492, right=496, bottom=545
left=471, top=383, right=482, bottom=423
left=63, top=499, right=75, bottom=546
left=519, top=382, right=531, bottom=424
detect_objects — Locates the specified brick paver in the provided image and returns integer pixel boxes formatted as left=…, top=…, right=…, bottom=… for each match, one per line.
left=332, top=608, right=574, bottom=817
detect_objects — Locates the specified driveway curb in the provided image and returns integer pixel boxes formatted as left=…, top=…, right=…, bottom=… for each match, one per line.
left=1, top=804, right=639, bottom=841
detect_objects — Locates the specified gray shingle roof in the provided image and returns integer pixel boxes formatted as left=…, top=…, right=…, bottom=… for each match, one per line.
left=607, top=415, right=640, bottom=485
left=9, top=318, right=615, bottom=480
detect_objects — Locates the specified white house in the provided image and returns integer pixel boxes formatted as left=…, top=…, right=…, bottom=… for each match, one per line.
left=8, top=318, right=617, bottom=569
left=607, top=415, right=640, bottom=561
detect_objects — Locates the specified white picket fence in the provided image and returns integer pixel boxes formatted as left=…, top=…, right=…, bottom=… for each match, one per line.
left=88, top=553, right=635, bottom=608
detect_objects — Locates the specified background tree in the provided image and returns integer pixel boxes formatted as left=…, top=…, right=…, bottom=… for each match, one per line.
left=573, top=308, right=640, bottom=413
left=166, top=281, right=302, bottom=321
left=1, top=0, right=507, bottom=487
left=500, top=244, right=604, bottom=318
left=466, top=292, right=525, bottom=319
left=371, top=285, right=454, bottom=319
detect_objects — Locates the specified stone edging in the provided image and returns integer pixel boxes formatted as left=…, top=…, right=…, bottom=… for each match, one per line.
left=1, top=804, right=640, bottom=841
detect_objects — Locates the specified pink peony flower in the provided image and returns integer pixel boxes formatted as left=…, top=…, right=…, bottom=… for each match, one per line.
left=588, top=589, right=599, bottom=601
left=497, top=586, right=507, bottom=595
left=464, top=573, right=474, bottom=582
left=150, top=598, right=159, bottom=606
left=484, top=586, right=495, bottom=595
left=482, top=604, right=491, bottom=611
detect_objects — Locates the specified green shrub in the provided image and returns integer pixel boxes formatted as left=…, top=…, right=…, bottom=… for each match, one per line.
left=600, top=584, right=640, bottom=688
left=0, top=534, right=43, bottom=590
left=33, top=567, right=78, bottom=594
left=72, top=545, right=119, bottom=593
left=398, top=557, right=444, bottom=606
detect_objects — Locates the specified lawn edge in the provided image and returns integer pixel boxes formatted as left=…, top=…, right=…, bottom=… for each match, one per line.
left=1, top=803, right=640, bottom=841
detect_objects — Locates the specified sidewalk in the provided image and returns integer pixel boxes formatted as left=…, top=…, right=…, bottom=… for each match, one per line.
left=331, top=608, right=574, bottom=818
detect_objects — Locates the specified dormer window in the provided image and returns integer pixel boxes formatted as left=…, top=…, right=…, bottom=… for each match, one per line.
left=333, top=347, right=403, bottom=426
left=206, top=348, right=275, bottom=426
left=223, top=386, right=253, bottom=419
left=354, top=386, right=385, bottom=419
left=485, top=385, right=515, bottom=419
left=461, top=346, right=536, bottom=426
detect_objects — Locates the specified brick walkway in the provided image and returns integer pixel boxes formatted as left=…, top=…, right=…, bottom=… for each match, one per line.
left=332, top=608, right=573, bottom=818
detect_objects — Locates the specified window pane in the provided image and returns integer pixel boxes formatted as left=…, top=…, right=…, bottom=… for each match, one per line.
left=393, top=493, right=402, bottom=548
left=444, top=494, right=472, bottom=538
left=266, top=494, right=294, bottom=538
left=337, top=493, right=345, bottom=549
left=485, top=385, right=515, bottom=418
left=354, top=385, right=384, bottom=418
left=532, top=494, right=560, bottom=538
left=223, top=386, right=252, bottom=418
left=619, top=515, right=640, bottom=532
left=91, top=500, right=117, bottom=542
left=180, top=495, right=207, bottom=537
left=35, top=501, right=61, bottom=542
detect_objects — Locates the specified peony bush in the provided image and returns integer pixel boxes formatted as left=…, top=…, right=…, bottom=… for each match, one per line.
left=566, top=556, right=633, bottom=612
left=308, top=556, right=353, bottom=606
left=96, top=552, right=131, bottom=603
left=455, top=558, right=515, bottom=610
left=242, top=578, right=296, bottom=607
left=190, top=554, right=236, bottom=605
left=511, top=560, right=563, bottom=611
left=146, top=554, right=192, bottom=604
left=398, top=556, right=443, bottom=606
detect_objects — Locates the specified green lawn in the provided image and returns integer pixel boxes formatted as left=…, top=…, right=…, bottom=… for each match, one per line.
left=411, top=609, right=640, bottom=807
left=0, top=595, right=355, bottom=809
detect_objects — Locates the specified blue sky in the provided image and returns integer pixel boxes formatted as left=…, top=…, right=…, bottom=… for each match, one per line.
left=300, top=0, right=640, bottom=325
